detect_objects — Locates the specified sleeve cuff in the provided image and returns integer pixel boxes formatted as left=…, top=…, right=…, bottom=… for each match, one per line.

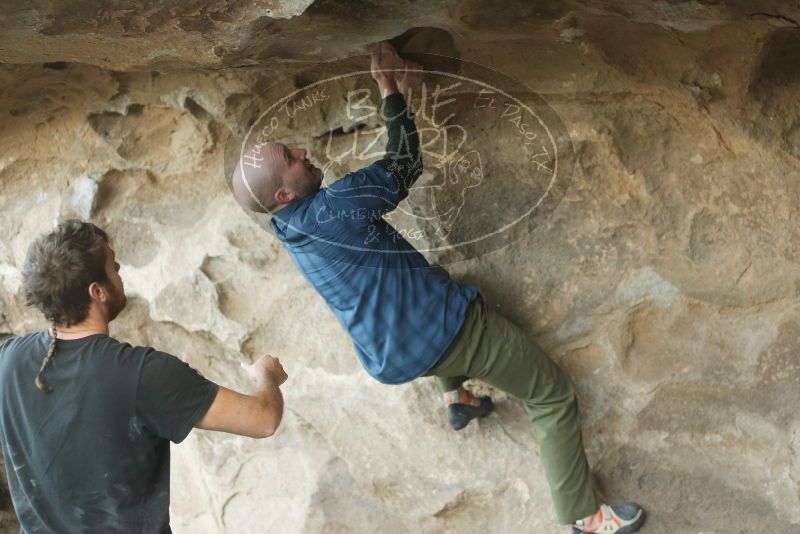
left=171, top=382, right=220, bottom=444
left=382, top=92, right=410, bottom=119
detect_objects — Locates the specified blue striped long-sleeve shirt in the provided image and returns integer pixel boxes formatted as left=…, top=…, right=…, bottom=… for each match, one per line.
left=270, top=93, right=477, bottom=384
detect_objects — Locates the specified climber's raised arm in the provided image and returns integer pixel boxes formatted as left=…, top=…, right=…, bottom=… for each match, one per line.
left=323, top=41, right=423, bottom=221
left=373, top=55, right=424, bottom=199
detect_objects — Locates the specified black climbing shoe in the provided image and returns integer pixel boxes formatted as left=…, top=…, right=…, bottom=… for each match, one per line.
left=447, top=396, right=494, bottom=431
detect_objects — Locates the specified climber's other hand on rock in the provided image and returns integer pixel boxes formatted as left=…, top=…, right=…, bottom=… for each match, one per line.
left=396, top=59, right=423, bottom=108
left=368, top=41, right=401, bottom=97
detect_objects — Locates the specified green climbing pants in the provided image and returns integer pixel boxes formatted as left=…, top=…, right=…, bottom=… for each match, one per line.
left=424, top=295, right=600, bottom=524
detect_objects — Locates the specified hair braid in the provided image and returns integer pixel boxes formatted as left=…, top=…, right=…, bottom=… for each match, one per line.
left=35, top=322, right=57, bottom=392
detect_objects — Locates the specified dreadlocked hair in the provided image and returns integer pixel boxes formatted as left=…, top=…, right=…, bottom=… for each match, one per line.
left=21, top=220, right=111, bottom=393
left=35, top=322, right=58, bottom=392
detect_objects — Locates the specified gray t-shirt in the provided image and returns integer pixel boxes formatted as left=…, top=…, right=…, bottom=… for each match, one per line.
left=0, top=332, right=219, bottom=533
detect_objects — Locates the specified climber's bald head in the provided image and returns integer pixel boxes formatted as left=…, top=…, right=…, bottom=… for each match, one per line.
left=231, top=143, right=285, bottom=213
left=231, top=142, right=323, bottom=214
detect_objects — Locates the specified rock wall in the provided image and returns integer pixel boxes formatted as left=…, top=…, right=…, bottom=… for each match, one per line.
left=1, top=1, right=799, bottom=532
